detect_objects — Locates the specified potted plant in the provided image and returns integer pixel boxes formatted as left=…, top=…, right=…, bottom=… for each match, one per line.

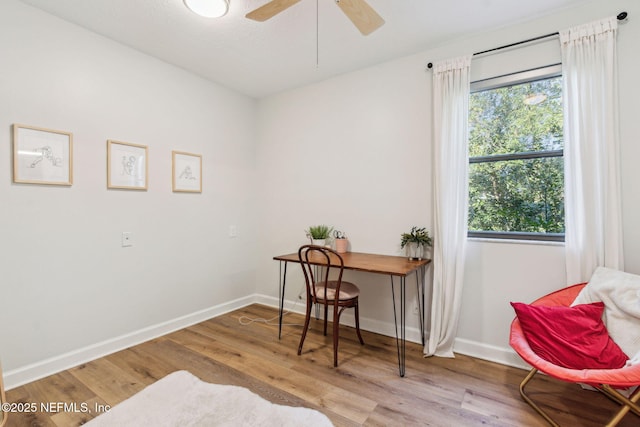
left=305, top=225, right=333, bottom=246
left=400, top=226, right=432, bottom=260
left=333, top=230, right=348, bottom=253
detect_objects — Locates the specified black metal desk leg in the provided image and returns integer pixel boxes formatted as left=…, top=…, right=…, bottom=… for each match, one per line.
left=391, top=275, right=407, bottom=377
left=278, top=261, right=288, bottom=339
left=416, top=266, right=426, bottom=346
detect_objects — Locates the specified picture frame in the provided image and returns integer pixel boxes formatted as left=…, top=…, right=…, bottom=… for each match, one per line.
left=13, top=124, right=73, bottom=186
left=172, top=151, right=202, bottom=193
left=107, top=140, right=148, bottom=190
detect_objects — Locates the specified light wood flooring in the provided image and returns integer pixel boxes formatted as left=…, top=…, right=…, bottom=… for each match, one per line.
left=4, top=304, right=638, bottom=426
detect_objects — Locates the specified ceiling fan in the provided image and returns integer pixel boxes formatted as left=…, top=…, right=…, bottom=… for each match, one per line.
left=246, top=0, right=385, bottom=36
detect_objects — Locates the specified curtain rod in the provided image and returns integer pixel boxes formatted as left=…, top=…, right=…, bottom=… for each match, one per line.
left=426, top=11, right=628, bottom=69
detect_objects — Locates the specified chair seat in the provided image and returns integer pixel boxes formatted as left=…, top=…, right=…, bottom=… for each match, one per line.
left=314, top=280, right=360, bottom=301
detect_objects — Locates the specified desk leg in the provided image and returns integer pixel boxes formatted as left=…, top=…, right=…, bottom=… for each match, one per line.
left=278, top=261, right=288, bottom=340
left=416, top=266, right=426, bottom=346
left=391, top=275, right=406, bottom=377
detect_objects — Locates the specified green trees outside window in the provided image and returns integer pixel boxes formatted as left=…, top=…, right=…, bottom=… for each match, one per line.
left=468, top=70, right=564, bottom=240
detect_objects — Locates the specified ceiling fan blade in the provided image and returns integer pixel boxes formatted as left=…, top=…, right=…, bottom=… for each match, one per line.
left=246, top=0, right=303, bottom=22
left=335, top=0, right=385, bottom=35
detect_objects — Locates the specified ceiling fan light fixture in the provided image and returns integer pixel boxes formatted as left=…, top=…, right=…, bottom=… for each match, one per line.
left=184, top=0, right=229, bottom=18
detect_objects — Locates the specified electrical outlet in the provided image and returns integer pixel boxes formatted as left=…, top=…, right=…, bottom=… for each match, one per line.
left=413, top=302, right=420, bottom=315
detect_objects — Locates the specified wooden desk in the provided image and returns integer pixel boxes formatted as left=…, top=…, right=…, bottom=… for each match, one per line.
left=273, top=251, right=431, bottom=377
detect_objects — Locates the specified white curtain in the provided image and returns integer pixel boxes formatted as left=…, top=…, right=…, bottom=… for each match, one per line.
left=426, top=55, right=472, bottom=357
left=561, top=17, right=624, bottom=284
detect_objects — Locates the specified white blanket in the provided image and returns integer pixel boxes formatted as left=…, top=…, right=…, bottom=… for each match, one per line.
left=572, top=266, right=640, bottom=362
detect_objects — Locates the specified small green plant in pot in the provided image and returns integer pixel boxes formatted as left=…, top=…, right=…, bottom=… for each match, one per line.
left=306, top=225, right=334, bottom=246
left=400, top=226, right=432, bottom=260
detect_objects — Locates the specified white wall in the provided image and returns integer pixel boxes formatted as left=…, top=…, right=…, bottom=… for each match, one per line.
left=0, top=0, right=258, bottom=387
left=255, top=0, right=640, bottom=367
left=254, top=55, right=432, bottom=338
left=3, top=0, right=639, bottom=389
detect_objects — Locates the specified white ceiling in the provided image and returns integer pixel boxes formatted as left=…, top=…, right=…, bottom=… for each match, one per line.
left=19, top=0, right=589, bottom=98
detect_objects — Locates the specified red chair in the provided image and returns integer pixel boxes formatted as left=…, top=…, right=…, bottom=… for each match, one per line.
left=510, top=283, right=640, bottom=426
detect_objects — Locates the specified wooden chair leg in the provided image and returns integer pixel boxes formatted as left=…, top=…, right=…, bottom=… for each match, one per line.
left=354, top=301, right=364, bottom=345
left=297, top=299, right=313, bottom=356
left=333, top=305, right=340, bottom=367
left=323, top=303, right=329, bottom=336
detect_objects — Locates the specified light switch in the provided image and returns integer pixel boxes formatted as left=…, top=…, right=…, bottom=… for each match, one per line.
left=228, top=225, right=238, bottom=238
left=122, top=231, right=133, bottom=247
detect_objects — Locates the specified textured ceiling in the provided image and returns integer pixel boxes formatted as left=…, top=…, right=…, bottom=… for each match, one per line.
left=19, top=0, right=590, bottom=98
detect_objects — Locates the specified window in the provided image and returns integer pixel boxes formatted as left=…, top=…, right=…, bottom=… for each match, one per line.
left=468, top=65, right=564, bottom=241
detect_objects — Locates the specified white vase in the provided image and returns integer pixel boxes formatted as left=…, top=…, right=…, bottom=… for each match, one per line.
left=311, top=238, right=326, bottom=247
left=407, top=242, right=423, bottom=260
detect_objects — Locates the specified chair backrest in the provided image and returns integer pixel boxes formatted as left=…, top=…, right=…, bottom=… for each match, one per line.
left=298, top=245, right=345, bottom=303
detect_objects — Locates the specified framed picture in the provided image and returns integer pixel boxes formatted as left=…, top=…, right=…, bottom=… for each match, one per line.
left=107, top=140, right=148, bottom=190
left=172, top=151, right=202, bottom=193
left=13, top=124, right=73, bottom=186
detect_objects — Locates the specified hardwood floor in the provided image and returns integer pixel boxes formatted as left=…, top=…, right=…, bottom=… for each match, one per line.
left=4, top=304, right=638, bottom=426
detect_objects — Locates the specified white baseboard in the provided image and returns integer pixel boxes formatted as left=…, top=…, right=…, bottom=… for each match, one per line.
left=4, top=293, right=527, bottom=390
left=4, top=295, right=254, bottom=390
left=255, top=295, right=531, bottom=369
left=453, top=337, right=530, bottom=370
left=261, top=294, right=532, bottom=370
left=254, top=294, right=424, bottom=344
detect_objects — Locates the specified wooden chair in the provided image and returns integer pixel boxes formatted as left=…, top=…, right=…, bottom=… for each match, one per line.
left=297, top=245, right=364, bottom=367
left=510, top=284, right=640, bottom=426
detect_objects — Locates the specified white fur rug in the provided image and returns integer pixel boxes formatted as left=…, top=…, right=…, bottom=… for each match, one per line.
left=84, top=370, right=333, bottom=426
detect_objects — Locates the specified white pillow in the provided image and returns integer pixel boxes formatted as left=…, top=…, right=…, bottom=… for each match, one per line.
left=572, top=266, right=640, bottom=360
